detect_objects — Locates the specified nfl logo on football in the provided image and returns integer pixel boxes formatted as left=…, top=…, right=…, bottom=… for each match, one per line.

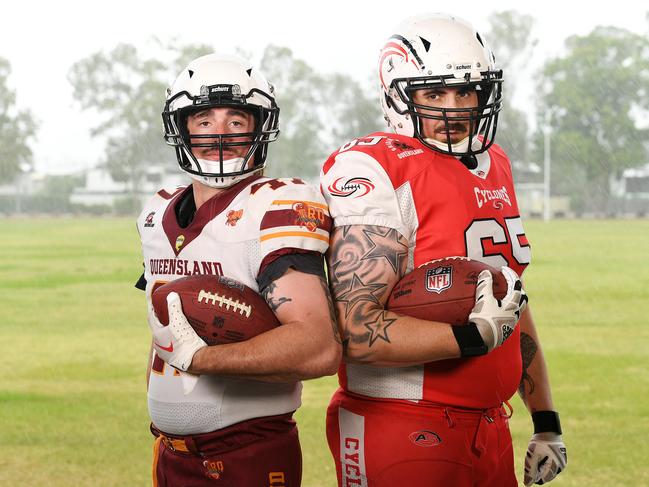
left=425, top=266, right=452, bottom=294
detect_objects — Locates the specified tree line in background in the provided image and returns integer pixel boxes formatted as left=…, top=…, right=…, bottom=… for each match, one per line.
left=0, top=58, right=36, bottom=183
left=1, top=10, right=648, bottom=216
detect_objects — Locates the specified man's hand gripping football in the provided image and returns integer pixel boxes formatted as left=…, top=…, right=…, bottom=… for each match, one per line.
left=469, top=266, right=528, bottom=351
left=148, top=292, right=207, bottom=394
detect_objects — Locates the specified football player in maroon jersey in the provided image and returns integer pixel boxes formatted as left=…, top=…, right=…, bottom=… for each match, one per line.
left=137, top=53, right=342, bottom=486
left=320, top=13, right=566, bottom=487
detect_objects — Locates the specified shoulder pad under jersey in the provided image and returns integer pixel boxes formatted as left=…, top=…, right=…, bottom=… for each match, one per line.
left=252, top=178, right=331, bottom=257
left=320, top=134, right=413, bottom=237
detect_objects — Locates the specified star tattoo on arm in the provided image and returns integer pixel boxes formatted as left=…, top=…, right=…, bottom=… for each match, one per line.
left=327, top=225, right=409, bottom=352
left=364, top=312, right=396, bottom=346
left=361, top=227, right=409, bottom=273
left=336, top=274, right=386, bottom=318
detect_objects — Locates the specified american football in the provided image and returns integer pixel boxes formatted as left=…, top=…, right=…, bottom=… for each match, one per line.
left=152, top=275, right=280, bottom=345
left=386, top=256, right=508, bottom=325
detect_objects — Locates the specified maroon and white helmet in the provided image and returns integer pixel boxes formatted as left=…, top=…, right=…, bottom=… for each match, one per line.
left=378, top=13, right=503, bottom=156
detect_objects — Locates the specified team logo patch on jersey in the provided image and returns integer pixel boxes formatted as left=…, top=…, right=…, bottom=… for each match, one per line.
left=386, top=138, right=415, bottom=151
left=292, top=202, right=325, bottom=232
left=175, top=235, right=185, bottom=252
left=474, top=186, right=511, bottom=209
left=225, top=209, right=243, bottom=226
left=144, top=211, right=155, bottom=227
left=386, top=138, right=424, bottom=159
left=409, top=430, right=442, bottom=447
left=327, top=177, right=375, bottom=198
left=203, top=459, right=224, bottom=480
left=425, top=266, right=452, bottom=294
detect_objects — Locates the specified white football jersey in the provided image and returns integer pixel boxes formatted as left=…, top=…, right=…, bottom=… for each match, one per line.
left=136, top=175, right=330, bottom=434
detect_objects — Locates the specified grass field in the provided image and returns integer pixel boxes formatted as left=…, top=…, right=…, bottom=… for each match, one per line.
left=1, top=217, right=648, bottom=486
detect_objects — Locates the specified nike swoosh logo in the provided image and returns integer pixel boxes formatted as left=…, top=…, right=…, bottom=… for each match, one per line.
left=156, top=341, right=174, bottom=352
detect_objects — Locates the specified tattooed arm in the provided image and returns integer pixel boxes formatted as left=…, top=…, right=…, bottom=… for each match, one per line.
left=517, top=305, right=567, bottom=487
left=190, top=268, right=342, bottom=381
left=328, top=224, right=462, bottom=365
left=517, top=305, right=556, bottom=412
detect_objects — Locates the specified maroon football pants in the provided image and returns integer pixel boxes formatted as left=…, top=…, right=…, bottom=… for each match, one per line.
left=152, top=413, right=302, bottom=486
left=326, top=389, right=517, bottom=487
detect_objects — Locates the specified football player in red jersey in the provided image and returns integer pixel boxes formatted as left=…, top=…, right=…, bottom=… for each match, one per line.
left=320, top=13, right=566, bottom=487
left=136, top=53, right=342, bottom=487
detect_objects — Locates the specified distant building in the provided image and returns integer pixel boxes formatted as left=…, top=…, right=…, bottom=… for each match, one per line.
left=0, top=171, right=46, bottom=195
left=623, top=164, right=649, bottom=196
left=620, top=163, right=649, bottom=216
left=512, top=160, right=570, bottom=218
left=0, top=171, right=45, bottom=214
left=71, top=166, right=189, bottom=208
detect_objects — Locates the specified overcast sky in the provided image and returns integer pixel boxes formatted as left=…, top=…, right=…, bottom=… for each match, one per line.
left=2, top=0, right=648, bottom=175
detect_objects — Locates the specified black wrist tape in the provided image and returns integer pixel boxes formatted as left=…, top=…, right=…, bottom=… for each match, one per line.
left=453, top=323, right=488, bottom=357
left=532, top=411, right=562, bottom=434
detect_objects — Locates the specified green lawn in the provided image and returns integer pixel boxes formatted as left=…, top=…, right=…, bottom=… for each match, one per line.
left=1, top=218, right=647, bottom=486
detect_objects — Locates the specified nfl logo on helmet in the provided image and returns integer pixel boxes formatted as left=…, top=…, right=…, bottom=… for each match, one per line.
left=425, top=266, right=452, bottom=294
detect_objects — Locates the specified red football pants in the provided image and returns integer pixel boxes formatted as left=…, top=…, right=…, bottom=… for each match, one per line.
left=152, top=413, right=302, bottom=486
left=326, top=389, right=517, bottom=487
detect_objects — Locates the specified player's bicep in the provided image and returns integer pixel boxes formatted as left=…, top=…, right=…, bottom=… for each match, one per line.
left=258, top=251, right=326, bottom=314
left=262, top=269, right=341, bottom=343
left=327, top=224, right=408, bottom=331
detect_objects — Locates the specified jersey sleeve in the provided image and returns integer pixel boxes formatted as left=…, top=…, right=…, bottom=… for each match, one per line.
left=256, top=252, right=326, bottom=291
left=257, top=180, right=331, bottom=262
left=320, top=149, right=406, bottom=236
left=136, top=185, right=185, bottom=236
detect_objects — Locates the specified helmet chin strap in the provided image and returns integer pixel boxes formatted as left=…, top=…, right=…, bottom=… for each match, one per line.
left=189, top=157, right=259, bottom=189
left=423, top=136, right=471, bottom=154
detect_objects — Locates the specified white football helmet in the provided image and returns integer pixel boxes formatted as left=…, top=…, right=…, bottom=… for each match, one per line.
left=378, top=13, right=503, bottom=157
left=162, top=54, right=279, bottom=188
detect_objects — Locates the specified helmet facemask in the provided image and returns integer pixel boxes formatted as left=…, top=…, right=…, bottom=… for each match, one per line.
left=390, top=71, right=502, bottom=157
left=378, top=14, right=504, bottom=159
left=163, top=81, right=279, bottom=188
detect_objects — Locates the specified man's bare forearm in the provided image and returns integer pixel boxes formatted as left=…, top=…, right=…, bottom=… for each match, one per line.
left=190, top=270, right=342, bottom=381
left=518, top=306, right=555, bottom=412
left=329, top=225, right=461, bottom=364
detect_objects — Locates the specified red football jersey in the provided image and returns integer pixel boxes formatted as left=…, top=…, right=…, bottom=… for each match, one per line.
left=321, top=133, right=530, bottom=408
